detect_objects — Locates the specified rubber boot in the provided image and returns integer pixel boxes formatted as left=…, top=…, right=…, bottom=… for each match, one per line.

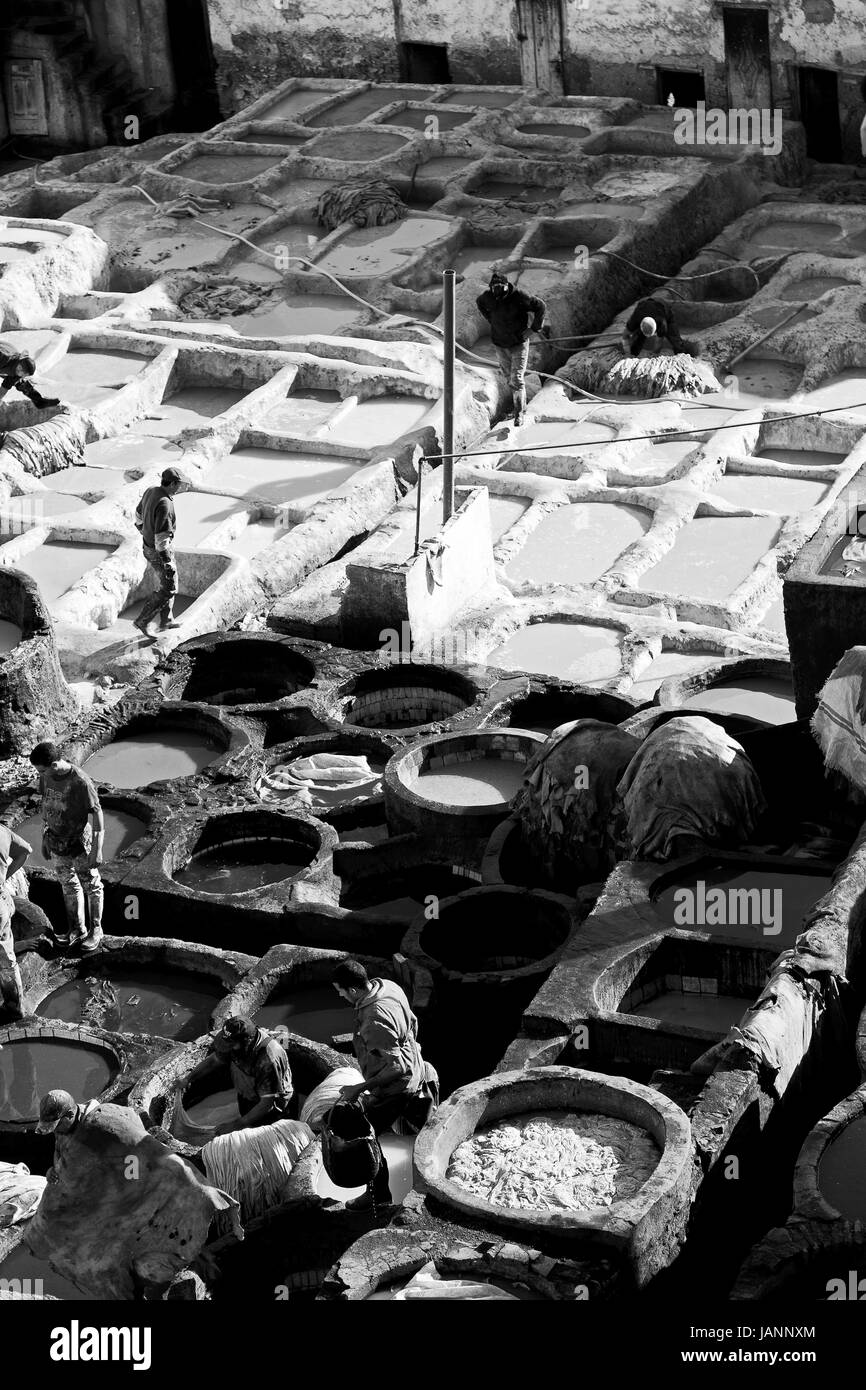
left=513, top=387, right=527, bottom=427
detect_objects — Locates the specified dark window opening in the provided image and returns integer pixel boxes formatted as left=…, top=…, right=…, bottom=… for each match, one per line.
left=656, top=68, right=706, bottom=108
left=400, top=42, right=451, bottom=86
left=165, top=0, right=222, bottom=131
left=798, top=66, right=842, bottom=162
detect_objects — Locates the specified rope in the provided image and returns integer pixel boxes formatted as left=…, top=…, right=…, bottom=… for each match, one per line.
left=420, top=397, right=866, bottom=465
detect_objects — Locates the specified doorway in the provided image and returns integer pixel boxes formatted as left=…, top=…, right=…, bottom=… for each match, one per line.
left=798, top=67, right=842, bottom=161
left=723, top=7, right=772, bottom=110
left=656, top=69, right=706, bottom=108
left=400, top=42, right=451, bottom=85
left=516, top=0, right=565, bottom=96
left=165, top=0, right=221, bottom=130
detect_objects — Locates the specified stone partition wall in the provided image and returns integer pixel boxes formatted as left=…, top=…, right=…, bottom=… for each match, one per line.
left=0, top=567, right=77, bottom=756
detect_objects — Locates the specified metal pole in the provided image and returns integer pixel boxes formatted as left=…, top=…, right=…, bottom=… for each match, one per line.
left=414, top=458, right=423, bottom=556
left=442, top=269, right=455, bottom=523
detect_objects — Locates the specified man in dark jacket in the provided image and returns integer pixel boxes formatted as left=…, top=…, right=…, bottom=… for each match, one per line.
left=0, top=342, right=62, bottom=411
left=334, top=958, right=438, bottom=1208
left=621, top=296, right=692, bottom=357
left=133, top=467, right=183, bottom=638
left=476, top=272, right=548, bottom=425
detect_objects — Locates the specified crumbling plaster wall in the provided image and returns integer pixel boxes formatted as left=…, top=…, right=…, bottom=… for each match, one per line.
left=207, top=0, right=400, bottom=113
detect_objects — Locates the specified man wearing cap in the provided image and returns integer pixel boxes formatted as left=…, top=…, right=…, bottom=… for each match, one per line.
left=622, top=296, right=691, bottom=358
left=30, top=741, right=104, bottom=954
left=0, top=822, right=32, bottom=1019
left=36, top=1089, right=100, bottom=1183
left=187, top=1015, right=294, bottom=1136
left=476, top=272, right=549, bottom=426
left=133, top=467, right=183, bottom=639
left=0, top=341, right=63, bottom=413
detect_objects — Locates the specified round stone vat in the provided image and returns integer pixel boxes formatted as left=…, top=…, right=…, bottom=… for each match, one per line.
left=255, top=730, right=394, bottom=822
left=0, top=1226, right=97, bottom=1300
left=384, top=729, right=544, bottom=846
left=175, top=636, right=316, bottom=708
left=575, top=933, right=767, bottom=1079
left=793, top=1088, right=866, bottom=1224
left=413, top=1066, right=693, bottom=1286
left=129, top=1028, right=352, bottom=1146
left=0, top=1023, right=121, bottom=1133
left=364, top=1262, right=550, bottom=1299
left=657, top=657, right=795, bottom=727
left=28, top=937, right=248, bottom=1042
left=339, top=859, right=479, bottom=928
left=79, top=709, right=232, bottom=790
left=731, top=1219, right=866, bottom=1301
left=168, top=809, right=327, bottom=899
left=481, top=815, right=541, bottom=888
left=321, top=1230, right=603, bottom=1299
left=648, top=853, right=835, bottom=951
left=499, top=686, right=638, bottom=734
left=401, top=886, right=573, bottom=991
left=336, top=664, right=480, bottom=733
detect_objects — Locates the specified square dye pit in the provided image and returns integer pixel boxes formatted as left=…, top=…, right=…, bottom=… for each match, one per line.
left=637, top=516, right=781, bottom=602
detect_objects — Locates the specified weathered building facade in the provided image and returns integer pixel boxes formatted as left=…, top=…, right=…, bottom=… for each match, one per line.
left=207, top=0, right=866, bottom=160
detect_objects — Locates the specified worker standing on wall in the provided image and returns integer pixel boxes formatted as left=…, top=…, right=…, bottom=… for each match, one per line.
left=621, top=295, right=693, bottom=357
left=133, top=467, right=184, bottom=639
left=476, top=272, right=549, bottom=426
left=29, top=741, right=104, bottom=954
left=188, top=1015, right=294, bottom=1135
left=0, top=821, right=32, bottom=1019
left=333, top=959, right=438, bottom=1209
left=0, top=343, right=64, bottom=413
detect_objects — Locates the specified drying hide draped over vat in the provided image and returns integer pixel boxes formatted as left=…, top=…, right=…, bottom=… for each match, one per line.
left=514, top=719, right=641, bottom=887
left=24, top=1102, right=238, bottom=1299
left=0, top=411, right=86, bottom=477
left=256, top=754, right=382, bottom=810
left=811, top=646, right=866, bottom=803
left=616, top=716, right=766, bottom=862
left=202, top=1118, right=314, bottom=1225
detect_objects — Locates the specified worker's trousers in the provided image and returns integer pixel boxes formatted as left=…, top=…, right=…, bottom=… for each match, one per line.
left=0, top=891, right=23, bottom=1015
left=53, top=854, right=103, bottom=943
left=495, top=341, right=531, bottom=412
left=138, top=545, right=178, bottom=631
left=363, top=1077, right=439, bottom=1202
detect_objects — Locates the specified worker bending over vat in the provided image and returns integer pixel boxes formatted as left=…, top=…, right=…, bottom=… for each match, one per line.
left=188, top=1014, right=294, bottom=1136
left=476, top=271, right=549, bottom=426
left=621, top=296, right=693, bottom=358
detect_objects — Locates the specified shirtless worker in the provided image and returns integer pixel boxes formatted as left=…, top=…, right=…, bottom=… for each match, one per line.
left=621, top=296, right=693, bottom=358
left=133, top=467, right=183, bottom=639
left=29, top=741, right=104, bottom=953
left=0, top=342, right=63, bottom=413
left=476, top=271, right=549, bottom=426
left=0, top=822, right=32, bottom=1018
